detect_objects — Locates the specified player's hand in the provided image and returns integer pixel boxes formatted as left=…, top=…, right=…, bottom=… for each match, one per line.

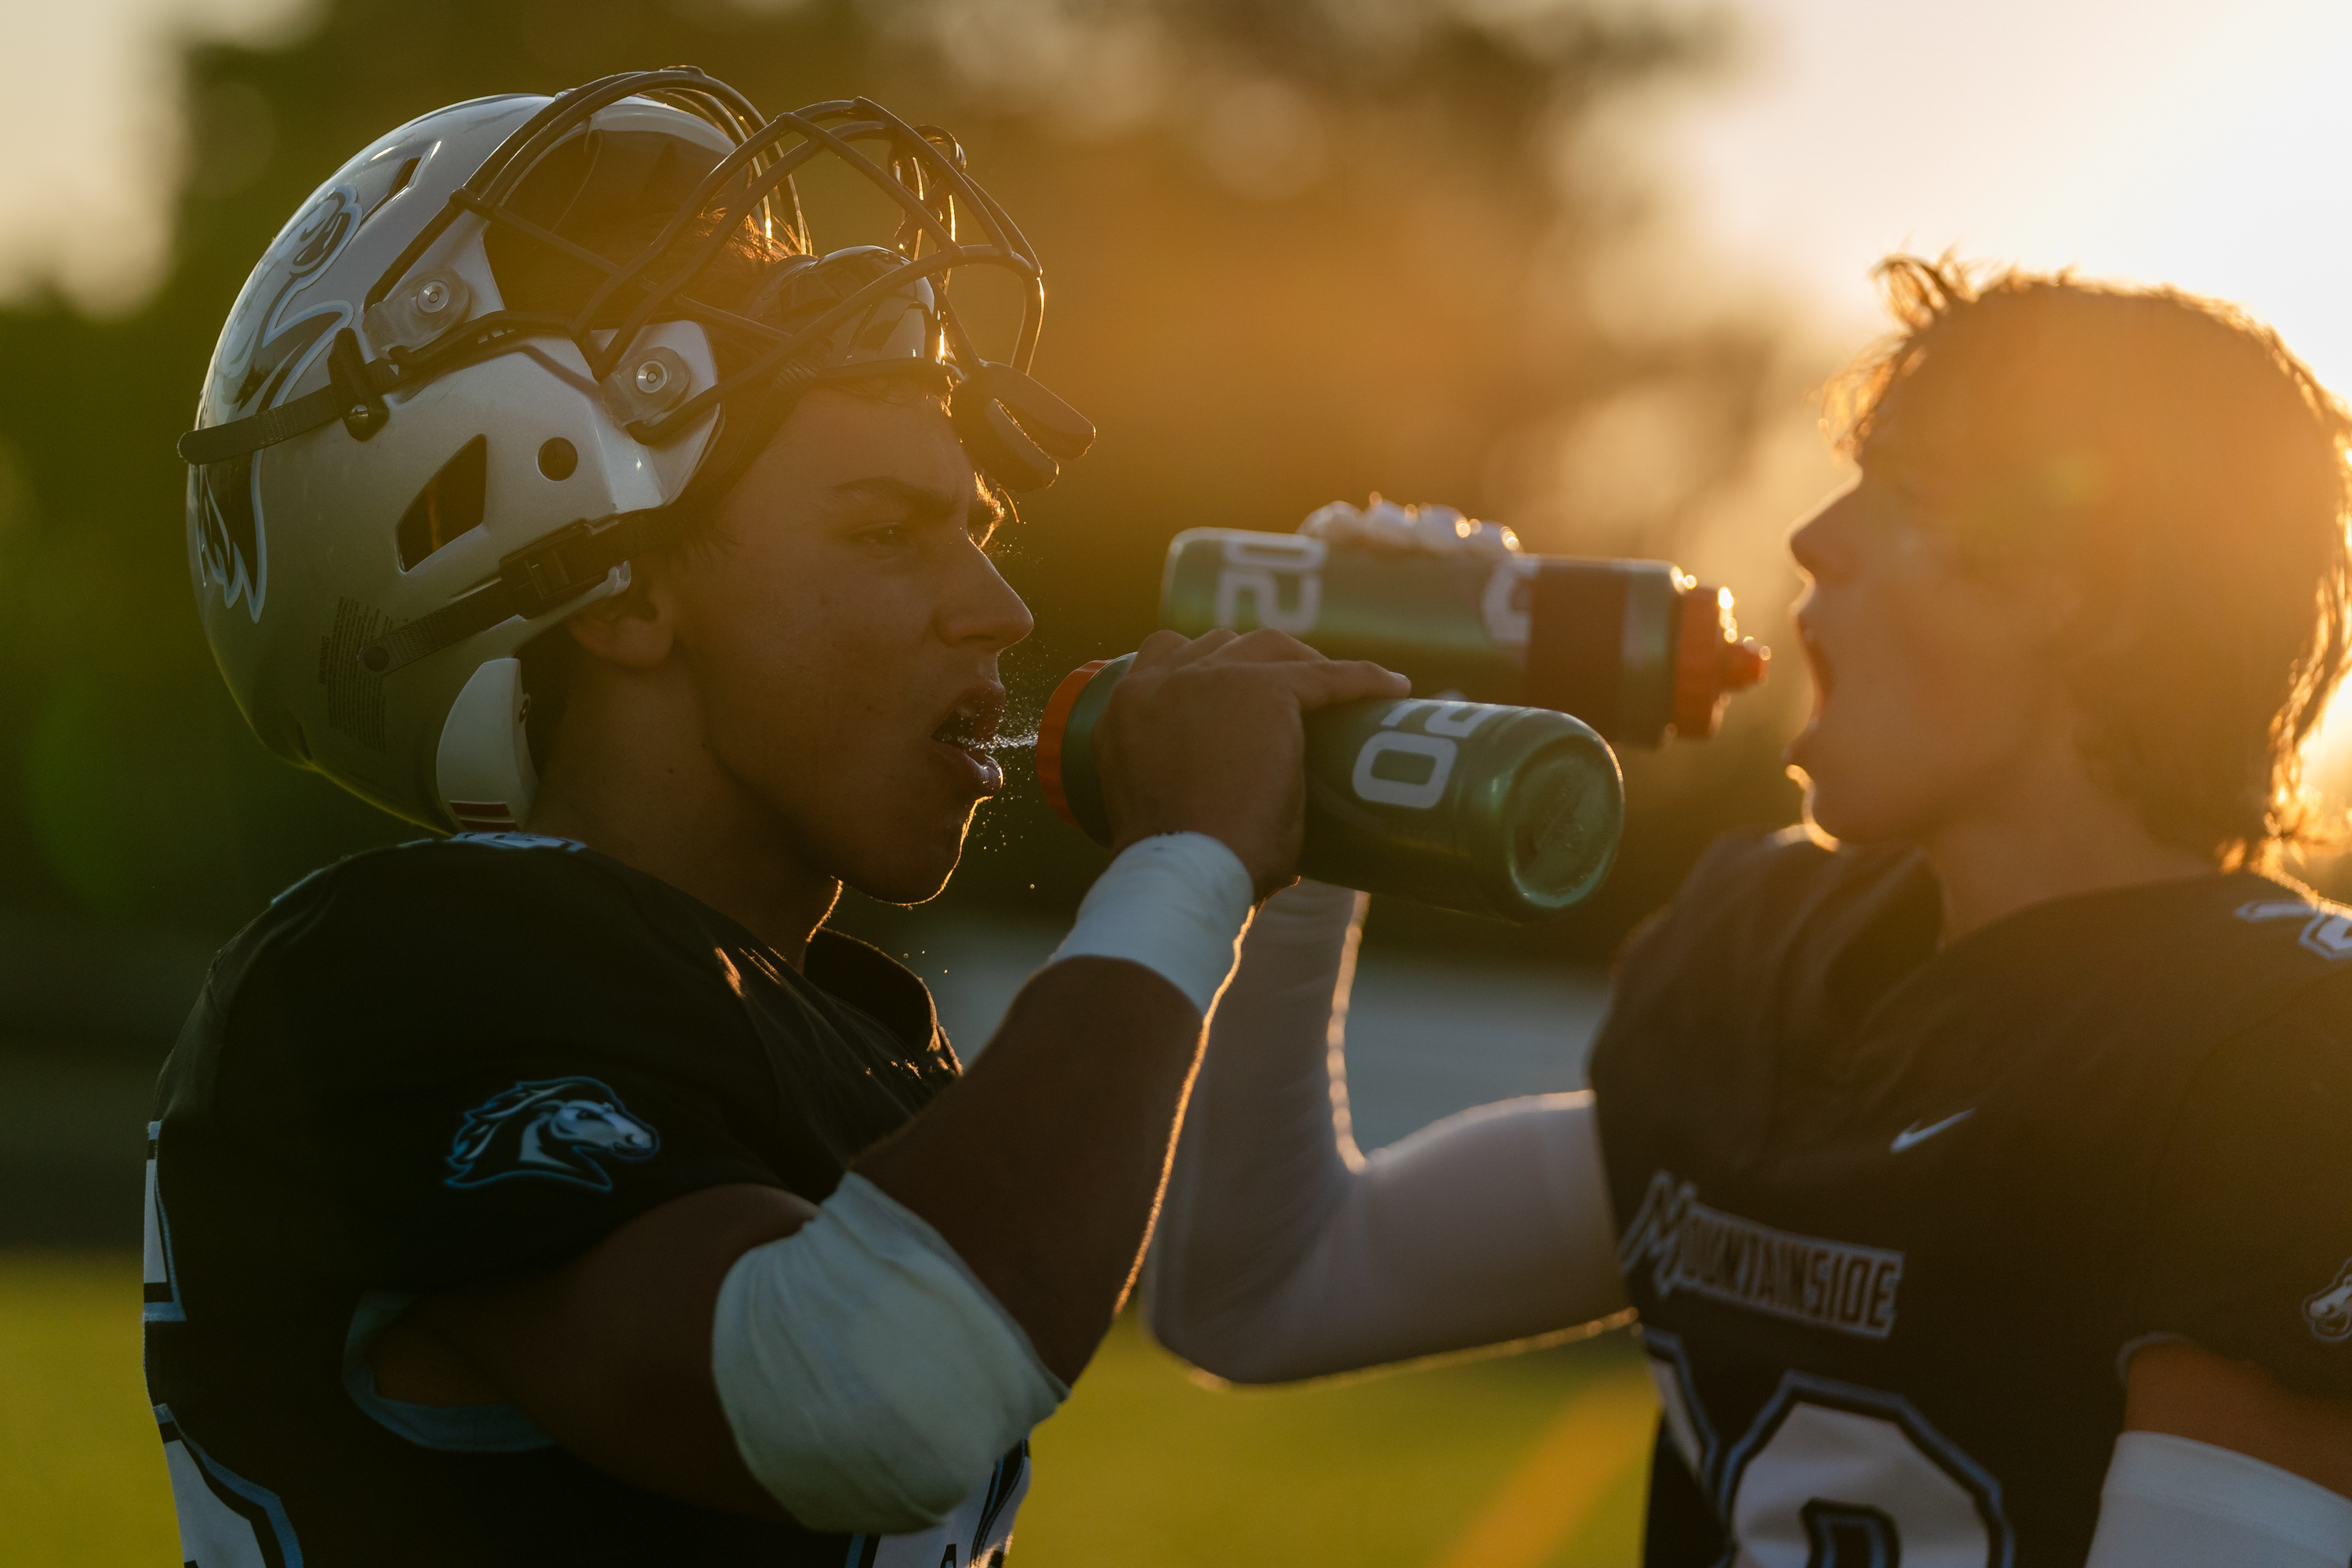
left=1093, top=629, right=1409, bottom=899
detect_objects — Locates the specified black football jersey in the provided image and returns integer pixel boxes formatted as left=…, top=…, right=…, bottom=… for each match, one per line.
left=1588, top=828, right=2352, bottom=1567
left=142, top=833, right=1031, bottom=1568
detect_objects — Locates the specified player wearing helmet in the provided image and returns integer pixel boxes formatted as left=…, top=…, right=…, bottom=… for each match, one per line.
left=150, top=71, right=1406, bottom=1566
left=1148, top=265, right=2352, bottom=1567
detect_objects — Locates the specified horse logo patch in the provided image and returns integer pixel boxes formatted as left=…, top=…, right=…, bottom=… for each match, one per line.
left=2305, top=1259, right=2352, bottom=1344
left=445, top=1078, right=660, bottom=1192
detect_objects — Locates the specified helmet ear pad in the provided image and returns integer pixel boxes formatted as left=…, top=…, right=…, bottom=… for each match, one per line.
left=951, top=362, right=1096, bottom=492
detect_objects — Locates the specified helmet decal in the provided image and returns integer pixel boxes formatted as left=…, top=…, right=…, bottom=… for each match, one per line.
left=190, top=452, right=267, bottom=621
left=194, top=184, right=368, bottom=624
left=215, top=185, right=361, bottom=408
left=193, top=307, right=357, bottom=623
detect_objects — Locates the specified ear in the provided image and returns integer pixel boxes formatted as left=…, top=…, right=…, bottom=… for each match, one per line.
left=564, top=563, right=677, bottom=670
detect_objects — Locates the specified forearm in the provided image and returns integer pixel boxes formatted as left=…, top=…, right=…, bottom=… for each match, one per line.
left=1272, top=1093, right=1628, bottom=1377
left=1146, top=880, right=1364, bottom=1359
left=855, top=955, right=1208, bottom=1382
left=1149, top=882, right=1628, bottom=1382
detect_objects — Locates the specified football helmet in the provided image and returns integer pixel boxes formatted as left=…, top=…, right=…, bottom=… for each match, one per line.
left=180, top=68, right=1092, bottom=834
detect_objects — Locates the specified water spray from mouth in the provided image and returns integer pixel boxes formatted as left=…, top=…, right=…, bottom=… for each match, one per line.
left=983, top=681, right=1051, bottom=755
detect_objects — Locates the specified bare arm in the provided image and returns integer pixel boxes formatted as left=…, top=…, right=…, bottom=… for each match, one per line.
left=2070, top=1340, right=2352, bottom=1566
left=375, top=630, right=1406, bottom=1515
left=390, top=1183, right=816, bottom=1520
left=385, top=956, right=1199, bottom=1519
left=1146, top=879, right=1628, bottom=1385
left=2124, top=1339, right=2352, bottom=1497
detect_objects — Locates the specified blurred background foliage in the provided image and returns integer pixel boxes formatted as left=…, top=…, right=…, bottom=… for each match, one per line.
left=0, top=0, right=1841, bottom=978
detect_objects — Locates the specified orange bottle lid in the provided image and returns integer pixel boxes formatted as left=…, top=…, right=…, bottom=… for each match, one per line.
left=1671, top=584, right=1768, bottom=739
left=1036, top=659, right=1110, bottom=828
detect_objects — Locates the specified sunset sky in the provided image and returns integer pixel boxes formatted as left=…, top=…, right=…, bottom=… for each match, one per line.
left=9, top=0, right=2352, bottom=365
left=8, top=0, right=2352, bottom=771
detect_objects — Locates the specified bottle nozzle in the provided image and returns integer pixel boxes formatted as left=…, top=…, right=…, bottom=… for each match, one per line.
left=1671, top=585, right=1769, bottom=740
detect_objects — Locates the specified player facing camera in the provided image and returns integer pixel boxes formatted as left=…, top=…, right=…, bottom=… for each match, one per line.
left=151, top=70, right=1406, bottom=1566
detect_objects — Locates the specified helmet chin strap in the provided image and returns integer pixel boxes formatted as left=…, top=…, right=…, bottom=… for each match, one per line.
left=359, top=517, right=659, bottom=677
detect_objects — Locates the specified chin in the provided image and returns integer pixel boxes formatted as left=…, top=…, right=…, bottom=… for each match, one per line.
left=840, top=833, right=967, bottom=907
left=1799, top=764, right=1940, bottom=848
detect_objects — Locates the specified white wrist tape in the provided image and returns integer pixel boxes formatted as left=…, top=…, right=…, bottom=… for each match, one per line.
left=2086, top=1431, right=2352, bottom=1568
left=1049, top=833, right=1254, bottom=1016
left=710, top=1174, right=1068, bottom=1534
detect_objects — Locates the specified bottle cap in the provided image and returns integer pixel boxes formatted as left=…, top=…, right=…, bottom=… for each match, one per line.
left=1671, top=585, right=1769, bottom=739
left=1036, top=659, right=1110, bottom=829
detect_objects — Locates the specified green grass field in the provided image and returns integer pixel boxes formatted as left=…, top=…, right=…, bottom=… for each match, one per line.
left=1, top=1252, right=1654, bottom=1566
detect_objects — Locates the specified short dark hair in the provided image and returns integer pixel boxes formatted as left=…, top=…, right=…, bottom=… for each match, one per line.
left=1826, top=256, right=2352, bottom=869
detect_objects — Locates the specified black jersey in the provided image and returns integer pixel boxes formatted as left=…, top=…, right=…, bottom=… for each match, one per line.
left=1588, top=828, right=2352, bottom=1568
left=142, top=833, right=1030, bottom=1568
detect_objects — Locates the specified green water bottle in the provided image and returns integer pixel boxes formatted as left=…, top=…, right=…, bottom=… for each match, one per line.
left=1159, top=528, right=1767, bottom=746
left=1035, top=655, right=1624, bottom=923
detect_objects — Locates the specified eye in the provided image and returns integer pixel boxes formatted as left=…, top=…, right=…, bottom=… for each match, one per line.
left=967, top=514, right=1000, bottom=550
left=852, top=519, right=914, bottom=551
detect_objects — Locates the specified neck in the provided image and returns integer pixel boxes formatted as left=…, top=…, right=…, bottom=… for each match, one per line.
left=1915, top=740, right=2215, bottom=946
left=523, top=666, right=838, bottom=965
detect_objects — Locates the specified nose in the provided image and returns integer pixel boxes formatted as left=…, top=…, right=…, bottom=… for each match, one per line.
left=1788, top=485, right=1862, bottom=586
left=942, top=539, right=1034, bottom=653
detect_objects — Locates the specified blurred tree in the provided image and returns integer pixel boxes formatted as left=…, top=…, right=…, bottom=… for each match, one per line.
left=0, top=0, right=1812, bottom=960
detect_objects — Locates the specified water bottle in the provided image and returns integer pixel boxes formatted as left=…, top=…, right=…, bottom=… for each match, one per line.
left=1034, top=655, right=1624, bottom=922
left=1160, top=528, right=1767, bottom=746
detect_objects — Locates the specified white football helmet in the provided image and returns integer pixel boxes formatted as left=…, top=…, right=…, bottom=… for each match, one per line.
left=181, top=69, right=1091, bottom=834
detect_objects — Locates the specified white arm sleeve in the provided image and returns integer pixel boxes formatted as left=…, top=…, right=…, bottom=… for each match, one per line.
left=1144, top=880, right=1628, bottom=1384
left=2085, top=1431, right=2352, bottom=1568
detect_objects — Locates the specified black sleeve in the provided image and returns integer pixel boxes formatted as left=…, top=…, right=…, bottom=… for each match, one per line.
left=2129, top=975, right=2352, bottom=1399
left=222, top=841, right=784, bottom=1292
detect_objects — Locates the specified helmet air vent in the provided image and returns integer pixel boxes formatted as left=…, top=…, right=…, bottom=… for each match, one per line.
left=396, top=434, right=489, bottom=570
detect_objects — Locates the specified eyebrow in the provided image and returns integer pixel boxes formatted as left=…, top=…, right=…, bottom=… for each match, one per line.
left=829, top=475, right=1007, bottom=532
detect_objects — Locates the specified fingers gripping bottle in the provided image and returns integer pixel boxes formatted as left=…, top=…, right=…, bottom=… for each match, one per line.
left=1035, top=655, right=1625, bottom=923
left=1159, top=528, right=1767, bottom=746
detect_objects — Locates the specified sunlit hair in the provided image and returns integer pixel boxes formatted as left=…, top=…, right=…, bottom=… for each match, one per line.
left=1824, top=255, right=2352, bottom=871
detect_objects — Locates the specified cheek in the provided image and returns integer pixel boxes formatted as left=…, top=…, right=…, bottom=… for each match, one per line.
left=1867, top=604, right=2007, bottom=739
left=1821, top=577, right=2049, bottom=804
left=1899, top=585, right=2047, bottom=750
left=678, top=550, right=952, bottom=822
left=690, top=551, right=908, bottom=719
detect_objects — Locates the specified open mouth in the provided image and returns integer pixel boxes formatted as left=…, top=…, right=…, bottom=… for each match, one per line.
left=931, top=687, right=1009, bottom=793
left=931, top=688, right=1006, bottom=753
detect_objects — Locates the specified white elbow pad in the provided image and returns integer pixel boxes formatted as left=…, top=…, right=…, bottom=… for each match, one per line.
left=2086, top=1431, right=2352, bottom=1568
left=710, top=1174, right=1069, bottom=1534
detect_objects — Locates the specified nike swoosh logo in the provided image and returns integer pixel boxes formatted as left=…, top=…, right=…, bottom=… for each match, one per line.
left=1889, top=1109, right=1975, bottom=1154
